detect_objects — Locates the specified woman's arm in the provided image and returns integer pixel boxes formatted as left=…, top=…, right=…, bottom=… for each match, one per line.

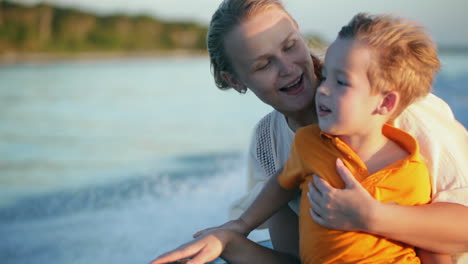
left=369, top=202, right=468, bottom=253
left=151, top=229, right=300, bottom=264
left=239, top=172, right=298, bottom=232
left=194, top=171, right=298, bottom=238
left=417, top=248, right=453, bottom=264
left=308, top=159, right=468, bottom=253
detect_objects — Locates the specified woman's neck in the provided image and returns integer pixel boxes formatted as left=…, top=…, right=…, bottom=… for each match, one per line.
left=284, top=106, right=318, bottom=132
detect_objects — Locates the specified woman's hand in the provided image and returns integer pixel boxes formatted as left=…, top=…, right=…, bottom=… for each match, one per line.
left=152, top=228, right=302, bottom=264
left=308, top=159, right=468, bottom=253
left=150, top=230, right=232, bottom=264
left=307, top=158, right=379, bottom=231
left=193, top=219, right=250, bottom=238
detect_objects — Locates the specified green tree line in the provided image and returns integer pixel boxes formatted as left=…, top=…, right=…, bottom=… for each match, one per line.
left=0, top=1, right=208, bottom=53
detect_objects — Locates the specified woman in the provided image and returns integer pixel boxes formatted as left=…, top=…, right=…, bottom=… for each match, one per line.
left=151, top=0, right=468, bottom=263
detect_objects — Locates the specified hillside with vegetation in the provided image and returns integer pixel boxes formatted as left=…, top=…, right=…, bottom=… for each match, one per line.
left=0, top=1, right=208, bottom=55
left=0, top=1, right=329, bottom=62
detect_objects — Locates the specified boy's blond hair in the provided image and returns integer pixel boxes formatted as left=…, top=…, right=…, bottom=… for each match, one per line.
left=339, top=13, right=441, bottom=119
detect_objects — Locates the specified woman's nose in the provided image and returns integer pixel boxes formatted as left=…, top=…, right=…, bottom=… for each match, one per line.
left=278, top=58, right=294, bottom=76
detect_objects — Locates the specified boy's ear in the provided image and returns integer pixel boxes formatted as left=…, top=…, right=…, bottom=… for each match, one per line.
left=377, top=91, right=399, bottom=116
left=221, top=71, right=247, bottom=93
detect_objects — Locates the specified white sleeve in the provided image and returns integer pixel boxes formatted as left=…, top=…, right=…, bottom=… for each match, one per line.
left=229, top=114, right=271, bottom=221
left=394, top=94, right=468, bottom=206
left=246, top=127, right=269, bottom=190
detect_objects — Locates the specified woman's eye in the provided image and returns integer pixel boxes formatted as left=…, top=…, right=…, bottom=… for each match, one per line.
left=285, top=40, right=296, bottom=51
left=256, top=61, right=270, bottom=71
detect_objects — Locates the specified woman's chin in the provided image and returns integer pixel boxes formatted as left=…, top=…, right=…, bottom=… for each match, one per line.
left=318, top=122, right=339, bottom=135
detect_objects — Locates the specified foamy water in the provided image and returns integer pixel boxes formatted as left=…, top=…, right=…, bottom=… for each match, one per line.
left=1, top=152, right=250, bottom=263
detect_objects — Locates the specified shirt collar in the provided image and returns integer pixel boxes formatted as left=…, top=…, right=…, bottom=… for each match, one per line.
left=319, top=123, right=420, bottom=162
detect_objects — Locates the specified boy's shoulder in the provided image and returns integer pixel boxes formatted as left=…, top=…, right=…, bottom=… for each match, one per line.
left=295, top=124, right=322, bottom=141
left=293, top=124, right=327, bottom=155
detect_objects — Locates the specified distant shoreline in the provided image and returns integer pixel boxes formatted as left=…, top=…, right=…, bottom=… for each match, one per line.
left=0, top=50, right=209, bottom=65
left=1, top=47, right=466, bottom=66
left=0, top=47, right=327, bottom=65
left=438, top=46, right=468, bottom=55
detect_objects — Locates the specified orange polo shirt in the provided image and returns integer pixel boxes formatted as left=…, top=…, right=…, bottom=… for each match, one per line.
left=278, top=124, right=431, bottom=264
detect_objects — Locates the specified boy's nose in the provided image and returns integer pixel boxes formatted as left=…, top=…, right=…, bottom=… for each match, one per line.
left=317, top=82, right=330, bottom=96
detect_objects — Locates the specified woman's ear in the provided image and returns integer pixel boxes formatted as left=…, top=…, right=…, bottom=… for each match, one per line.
left=221, top=71, right=247, bottom=93
left=377, top=91, right=399, bottom=116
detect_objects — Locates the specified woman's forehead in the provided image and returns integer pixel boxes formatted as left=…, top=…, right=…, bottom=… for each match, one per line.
left=240, top=7, right=295, bottom=38
left=225, top=8, right=297, bottom=62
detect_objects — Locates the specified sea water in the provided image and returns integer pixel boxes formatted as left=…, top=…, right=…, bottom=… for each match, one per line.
left=0, top=54, right=467, bottom=264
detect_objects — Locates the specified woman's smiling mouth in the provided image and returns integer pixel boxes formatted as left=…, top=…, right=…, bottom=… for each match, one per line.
left=279, top=74, right=304, bottom=95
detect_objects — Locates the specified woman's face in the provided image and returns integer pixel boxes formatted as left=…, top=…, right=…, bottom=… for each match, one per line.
left=223, top=7, right=318, bottom=115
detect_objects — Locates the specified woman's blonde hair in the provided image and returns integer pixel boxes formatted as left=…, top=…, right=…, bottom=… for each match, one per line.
left=207, top=0, right=322, bottom=90
left=338, top=13, right=441, bottom=118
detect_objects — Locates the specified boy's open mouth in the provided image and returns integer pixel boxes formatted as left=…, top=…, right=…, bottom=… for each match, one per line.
left=318, top=104, right=332, bottom=116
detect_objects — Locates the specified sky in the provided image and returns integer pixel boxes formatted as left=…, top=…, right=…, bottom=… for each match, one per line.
left=13, top=0, right=468, bottom=47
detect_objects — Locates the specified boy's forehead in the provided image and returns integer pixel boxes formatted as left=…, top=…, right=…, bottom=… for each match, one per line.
left=324, top=38, right=372, bottom=73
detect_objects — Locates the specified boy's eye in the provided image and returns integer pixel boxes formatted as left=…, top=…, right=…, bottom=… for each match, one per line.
left=320, top=72, right=327, bottom=82
left=337, top=79, right=348, bottom=86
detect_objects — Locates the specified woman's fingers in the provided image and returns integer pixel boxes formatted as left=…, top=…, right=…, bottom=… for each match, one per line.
left=151, top=241, right=203, bottom=264
left=151, top=231, right=228, bottom=264
left=307, top=174, right=332, bottom=212
left=186, top=245, right=219, bottom=264
left=193, top=227, right=216, bottom=238
left=307, top=181, right=324, bottom=211
left=308, top=179, right=334, bottom=228
left=186, top=233, right=225, bottom=264
left=336, top=158, right=358, bottom=188
left=309, top=207, right=327, bottom=227
left=313, top=174, right=333, bottom=196
left=150, top=244, right=199, bottom=264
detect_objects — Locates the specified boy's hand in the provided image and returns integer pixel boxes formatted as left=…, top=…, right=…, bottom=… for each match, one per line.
left=307, top=158, right=378, bottom=231
left=193, top=219, right=251, bottom=238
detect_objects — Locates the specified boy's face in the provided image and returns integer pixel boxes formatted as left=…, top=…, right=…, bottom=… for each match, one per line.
left=316, top=38, right=384, bottom=136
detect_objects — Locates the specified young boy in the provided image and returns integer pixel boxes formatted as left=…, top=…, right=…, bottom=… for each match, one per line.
left=215, top=13, right=451, bottom=263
